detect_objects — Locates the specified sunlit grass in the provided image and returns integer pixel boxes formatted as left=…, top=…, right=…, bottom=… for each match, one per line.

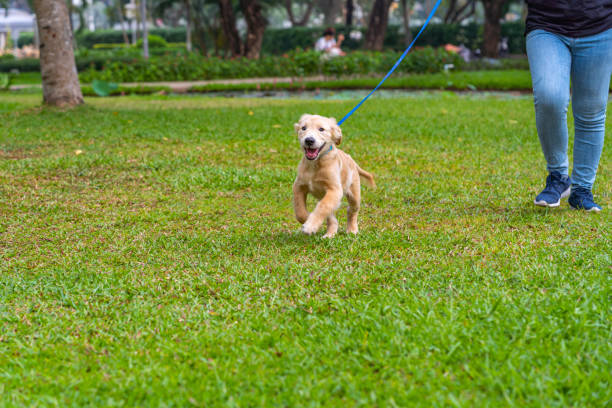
left=0, top=93, right=610, bottom=406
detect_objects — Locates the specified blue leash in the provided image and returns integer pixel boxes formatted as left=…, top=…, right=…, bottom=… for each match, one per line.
left=337, top=0, right=442, bottom=126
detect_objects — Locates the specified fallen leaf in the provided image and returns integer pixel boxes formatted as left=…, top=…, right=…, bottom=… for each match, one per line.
left=75, top=149, right=83, bottom=155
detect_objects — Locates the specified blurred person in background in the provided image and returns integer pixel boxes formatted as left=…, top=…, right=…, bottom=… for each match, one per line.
left=315, top=27, right=346, bottom=56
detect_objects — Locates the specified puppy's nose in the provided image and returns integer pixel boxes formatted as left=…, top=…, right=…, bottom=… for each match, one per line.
left=304, top=137, right=315, bottom=146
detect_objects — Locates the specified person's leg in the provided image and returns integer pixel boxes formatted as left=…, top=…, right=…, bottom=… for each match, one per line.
left=526, top=29, right=573, bottom=206
left=569, top=28, right=612, bottom=198
left=527, top=29, right=573, bottom=175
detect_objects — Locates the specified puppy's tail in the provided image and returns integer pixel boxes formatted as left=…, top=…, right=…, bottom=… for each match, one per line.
left=357, top=166, right=376, bottom=189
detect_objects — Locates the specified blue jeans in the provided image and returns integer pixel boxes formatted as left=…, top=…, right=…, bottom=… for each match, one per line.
left=526, top=28, right=612, bottom=189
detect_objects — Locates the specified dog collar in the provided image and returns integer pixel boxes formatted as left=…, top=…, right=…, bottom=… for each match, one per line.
left=318, top=144, right=333, bottom=159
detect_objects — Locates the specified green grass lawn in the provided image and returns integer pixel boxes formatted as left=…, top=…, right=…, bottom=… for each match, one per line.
left=10, top=70, right=536, bottom=92
left=191, top=70, right=536, bottom=93
left=0, top=92, right=610, bottom=407
left=11, top=70, right=612, bottom=95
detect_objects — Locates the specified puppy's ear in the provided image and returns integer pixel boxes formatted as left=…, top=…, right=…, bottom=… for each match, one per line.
left=294, top=122, right=301, bottom=133
left=330, top=118, right=342, bottom=146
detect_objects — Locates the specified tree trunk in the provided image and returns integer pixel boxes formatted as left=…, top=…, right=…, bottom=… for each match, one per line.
left=346, top=0, right=353, bottom=27
left=400, top=0, right=412, bottom=46
left=140, top=0, right=149, bottom=58
left=191, top=9, right=208, bottom=55
left=184, top=0, right=192, bottom=52
left=240, top=0, right=266, bottom=58
left=444, top=0, right=457, bottom=23
left=319, top=0, right=342, bottom=26
left=481, top=0, right=506, bottom=57
left=33, top=0, right=83, bottom=107
left=285, top=0, right=314, bottom=27
left=116, top=0, right=130, bottom=45
left=218, top=0, right=242, bottom=56
left=364, top=0, right=392, bottom=51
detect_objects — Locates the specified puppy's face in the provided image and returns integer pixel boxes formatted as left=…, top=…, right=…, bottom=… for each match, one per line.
left=294, top=114, right=342, bottom=161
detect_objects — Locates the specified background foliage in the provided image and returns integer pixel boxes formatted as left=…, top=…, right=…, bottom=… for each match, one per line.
left=16, top=22, right=527, bottom=55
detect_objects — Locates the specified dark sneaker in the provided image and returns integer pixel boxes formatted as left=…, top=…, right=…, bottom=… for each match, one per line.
left=568, top=187, right=602, bottom=212
left=534, top=171, right=571, bottom=207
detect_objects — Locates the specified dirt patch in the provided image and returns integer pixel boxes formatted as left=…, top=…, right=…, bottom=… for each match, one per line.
left=0, top=148, right=31, bottom=160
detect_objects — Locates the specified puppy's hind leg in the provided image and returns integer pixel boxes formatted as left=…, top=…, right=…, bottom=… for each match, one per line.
left=346, top=181, right=361, bottom=234
left=322, top=213, right=338, bottom=239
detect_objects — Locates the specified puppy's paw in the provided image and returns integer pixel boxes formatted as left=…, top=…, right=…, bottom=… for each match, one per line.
left=301, top=221, right=319, bottom=235
left=347, top=225, right=359, bottom=235
left=295, top=212, right=309, bottom=224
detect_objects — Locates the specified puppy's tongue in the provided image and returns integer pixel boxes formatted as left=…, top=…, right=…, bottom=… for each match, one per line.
left=305, top=148, right=319, bottom=159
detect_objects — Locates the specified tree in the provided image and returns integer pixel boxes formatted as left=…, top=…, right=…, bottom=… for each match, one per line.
left=140, top=0, right=149, bottom=58
left=115, top=0, right=130, bottom=45
left=154, top=0, right=266, bottom=58
left=218, top=0, right=242, bottom=56
left=364, top=0, right=392, bottom=51
left=346, top=0, right=353, bottom=27
left=184, top=0, right=192, bottom=51
left=400, top=0, right=413, bottom=46
left=284, top=0, right=314, bottom=27
left=33, top=0, right=83, bottom=106
left=318, top=0, right=342, bottom=26
left=480, top=0, right=507, bottom=57
left=240, top=0, right=267, bottom=58
left=217, top=0, right=266, bottom=58
left=444, top=0, right=476, bottom=24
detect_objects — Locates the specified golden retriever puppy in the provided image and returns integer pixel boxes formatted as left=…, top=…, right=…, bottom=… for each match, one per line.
left=293, top=114, right=375, bottom=238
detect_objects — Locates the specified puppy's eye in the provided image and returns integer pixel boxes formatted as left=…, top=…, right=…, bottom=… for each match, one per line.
left=301, top=126, right=306, bottom=131
left=319, top=127, right=324, bottom=132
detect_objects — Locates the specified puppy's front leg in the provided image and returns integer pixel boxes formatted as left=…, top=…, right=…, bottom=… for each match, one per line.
left=302, top=188, right=342, bottom=235
left=293, top=182, right=309, bottom=224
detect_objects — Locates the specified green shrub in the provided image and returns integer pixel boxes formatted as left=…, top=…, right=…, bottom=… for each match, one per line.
left=92, top=43, right=131, bottom=49
left=17, top=32, right=34, bottom=48
left=0, top=72, right=13, bottom=90
left=0, top=53, right=178, bottom=73
left=0, top=58, right=40, bottom=73
left=135, top=34, right=168, bottom=49
left=78, top=47, right=464, bottom=83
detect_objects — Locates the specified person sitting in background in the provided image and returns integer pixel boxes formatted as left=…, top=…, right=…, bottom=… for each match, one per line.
left=315, top=27, right=346, bottom=56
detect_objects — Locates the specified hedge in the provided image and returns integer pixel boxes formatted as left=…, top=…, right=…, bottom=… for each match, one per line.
left=78, top=48, right=464, bottom=83
left=17, top=28, right=186, bottom=48
left=0, top=50, right=187, bottom=73
left=17, top=22, right=527, bottom=54
left=0, top=55, right=137, bottom=73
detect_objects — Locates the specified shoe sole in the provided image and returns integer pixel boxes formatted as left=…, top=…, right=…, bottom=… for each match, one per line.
left=534, top=186, right=571, bottom=208
left=570, top=204, right=602, bottom=212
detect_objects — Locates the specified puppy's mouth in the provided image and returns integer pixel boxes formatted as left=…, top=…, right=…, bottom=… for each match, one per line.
left=304, top=144, right=325, bottom=160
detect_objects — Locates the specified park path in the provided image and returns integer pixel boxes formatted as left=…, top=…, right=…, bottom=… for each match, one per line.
left=10, top=75, right=327, bottom=92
